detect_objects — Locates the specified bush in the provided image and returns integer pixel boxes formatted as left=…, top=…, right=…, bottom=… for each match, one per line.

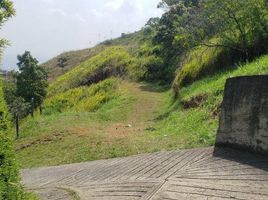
left=0, top=134, right=21, bottom=199
left=0, top=80, right=24, bottom=200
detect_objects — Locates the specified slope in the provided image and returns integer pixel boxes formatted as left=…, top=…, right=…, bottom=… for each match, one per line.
left=15, top=54, right=268, bottom=168
left=15, top=80, right=168, bottom=168
left=42, top=31, right=145, bottom=82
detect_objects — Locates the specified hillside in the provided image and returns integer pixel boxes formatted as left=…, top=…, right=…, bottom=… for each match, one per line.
left=8, top=0, right=267, bottom=169
left=42, top=31, right=145, bottom=82
left=42, top=46, right=106, bottom=82
left=16, top=54, right=268, bottom=168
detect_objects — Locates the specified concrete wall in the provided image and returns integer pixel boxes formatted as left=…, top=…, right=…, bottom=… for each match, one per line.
left=216, top=75, right=268, bottom=155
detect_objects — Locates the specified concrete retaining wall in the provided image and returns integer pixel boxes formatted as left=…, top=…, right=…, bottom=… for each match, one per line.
left=216, top=75, right=268, bottom=155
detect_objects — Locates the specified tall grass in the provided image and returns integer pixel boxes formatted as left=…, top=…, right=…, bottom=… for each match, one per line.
left=48, top=47, right=133, bottom=96
left=44, top=78, right=119, bottom=115
left=173, top=44, right=233, bottom=92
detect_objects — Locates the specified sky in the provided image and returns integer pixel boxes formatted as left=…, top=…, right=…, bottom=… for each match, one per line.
left=0, top=0, right=163, bottom=70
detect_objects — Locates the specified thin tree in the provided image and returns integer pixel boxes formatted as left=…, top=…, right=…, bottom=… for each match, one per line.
left=9, top=97, right=30, bottom=139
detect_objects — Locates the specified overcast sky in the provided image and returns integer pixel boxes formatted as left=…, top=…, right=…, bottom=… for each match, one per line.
left=0, top=0, right=162, bottom=70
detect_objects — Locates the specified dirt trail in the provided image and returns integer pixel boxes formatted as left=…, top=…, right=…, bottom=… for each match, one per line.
left=105, top=81, right=167, bottom=137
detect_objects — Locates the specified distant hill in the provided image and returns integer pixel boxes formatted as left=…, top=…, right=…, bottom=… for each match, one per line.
left=42, top=46, right=105, bottom=82
left=42, top=31, right=146, bottom=82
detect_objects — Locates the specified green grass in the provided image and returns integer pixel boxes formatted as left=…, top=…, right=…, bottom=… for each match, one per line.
left=152, top=54, right=268, bottom=147
left=42, top=30, right=146, bottom=82
left=15, top=55, right=268, bottom=169
left=44, top=78, right=120, bottom=114
left=16, top=84, right=135, bottom=167
left=48, top=46, right=133, bottom=96
left=23, top=192, right=40, bottom=200
left=42, top=46, right=106, bottom=82
left=173, top=39, right=236, bottom=92
left=59, top=187, right=80, bottom=200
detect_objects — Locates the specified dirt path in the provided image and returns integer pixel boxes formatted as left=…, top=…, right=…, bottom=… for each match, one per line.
left=104, top=81, right=167, bottom=137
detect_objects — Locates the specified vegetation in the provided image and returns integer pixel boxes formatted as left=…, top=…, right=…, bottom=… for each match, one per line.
left=42, top=0, right=268, bottom=87
left=16, top=51, right=48, bottom=113
left=0, top=0, right=15, bottom=50
left=42, top=46, right=106, bottom=82
left=42, top=30, right=150, bottom=82
left=1, top=0, right=267, bottom=180
left=0, top=1, right=40, bottom=199
left=15, top=55, right=268, bottom=168
left=1, top=80, right=34, bottom=200
left=48, top=47, right=134, bottom=96
left=173, top=45, right=229, bottom=93
left=44, top=78, right=119, bottom=115
left=156, top=54, right=268, bottom=146
left=0, top=80, right=18, bottom=200
left=0, top=1, right=32, bottom=199
left=147, top=0, right=268, bottom=84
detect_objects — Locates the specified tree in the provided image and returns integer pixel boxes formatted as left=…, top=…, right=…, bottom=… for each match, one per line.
left=0, top=0, right=15, bottom=49
left=0, top=2, right=27, bottom=199
left=3, top=70, right=17, bottom=107
left=58, top=57, right=68, bottom=68
left=16, top=51, right=48, bottom=115
left=153, top=0, right=268, bottom=66
left=180, top=0, right=268, bottom=57
left=153, top=0, right=201, bottom=53
left=149, top=0, right=201, bottom=81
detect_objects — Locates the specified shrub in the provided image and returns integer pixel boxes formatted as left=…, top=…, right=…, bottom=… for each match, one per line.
left=0, top=80, right=24, bottom=200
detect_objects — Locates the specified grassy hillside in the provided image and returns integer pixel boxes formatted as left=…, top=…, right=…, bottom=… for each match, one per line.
left=44, top=78, right=120, bottom=115
left=156, top=55, right=268, bottom=146
left=12, top=0, right=268, bottom=169
left=42, top=46, right=106, bottom=82
left=173, top=45, right=227, bottom=91
left=48, top=46, right=134, bottom=96
left=42, top=31, right=145, bottom=81
left=15, top=55, right=268, bottom=168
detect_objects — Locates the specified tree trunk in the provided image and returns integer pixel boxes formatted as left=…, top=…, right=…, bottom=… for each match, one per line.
left=31, top=97, right=34, bottom=118
left=39, top=106, right=42, bottom=115
left=15, top=114, right=19, bottom=139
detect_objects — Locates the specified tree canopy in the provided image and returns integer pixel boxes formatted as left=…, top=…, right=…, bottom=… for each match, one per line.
left=16, top=51, right=48, bottom=110
left=0, top=0, right=15, bottom=49
left=141, top=0, right=268, bottom=82
left=154, top=0, right=268, bottom=57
